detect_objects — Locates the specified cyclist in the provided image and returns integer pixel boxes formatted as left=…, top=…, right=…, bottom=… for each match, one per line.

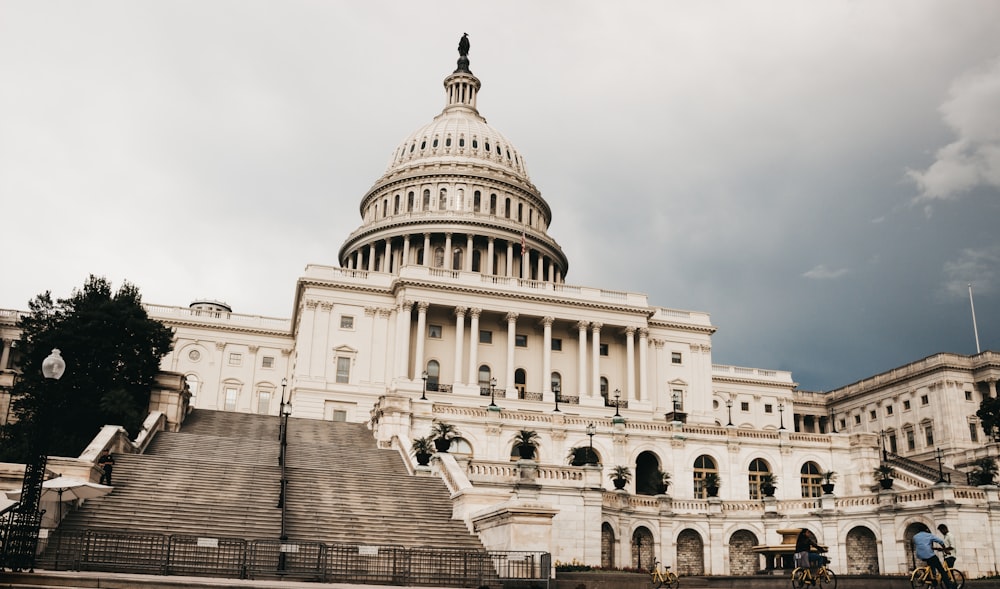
left=913, top=523, right=956, bottom=589
left=795, top=528, right=826, bottom=577
left=937, top=524, right=956, bottom=569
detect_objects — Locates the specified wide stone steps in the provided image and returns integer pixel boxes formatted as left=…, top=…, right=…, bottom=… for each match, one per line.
left=56, top=410, right=484, bottom=551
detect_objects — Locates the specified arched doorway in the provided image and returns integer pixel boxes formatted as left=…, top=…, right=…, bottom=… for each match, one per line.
left=728, top=529, right=760, bottom=575
left=904, top=522, right=928, bottom=573
left=601, top=523, right=616, bottom=569
left=632, top=527, right=655, bottom=571
left=846, top=526, right=879, bottom=574
left=636, top=451, right=662, bottom=495
left=676, top=529, right=704, bottom=575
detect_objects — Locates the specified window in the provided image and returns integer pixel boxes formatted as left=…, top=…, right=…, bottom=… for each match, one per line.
left=970, top=422, right=979, bottom=442
left=478, top=365, right=492, bottom=395
left=433, top=247, right=445, bottom=267
left=903, top=400, right=912, bottom=410
left=839, top=418, right=846, bottom=430
left=228, top=353, right=242, bottom=367
left=672, top=389, right=685, bottom=411
left=188, top=349, right=201, bottom=362
left=224, top=388, right=238, bottom=412
left=906, top=429, right=915, bottom=451
left=514, top=368, right=526, bottom=397
left=185, top=374, right=200, bottom=400
left=257, top=390, right=271, bottom=415
left=426, top=360, right=440, bottom=391
left=870, top=410, right=877, bottom=421
left=340, top=315, right=355, bottom=329
left=261, top=356, right=274, bottom=369
left=748, top=458, right=771, bottom=500
left=336, top=357, right=351, bottom=384
left=800, top=462, right=823, bottom=498
left=599, top=344, right=609, bottom=356
left=925, top=425, right=934, bottom=446
left=741, top=402, right=750, bottom=412
left=889, top=433, right=898, bottom=454
left=515, top=334, right=527, bottom=347
left=480, top=330, right=493, bottom=344
left=428, top=325, right=442, bottom=339
left=854, top=414, right=861, bottom=425
left=693, top=455, right=717, bottom=499
left=551, top=338, right=562, bottom=351
left=423, top=189, right=431, bottom=210
left=331, top=410, right=347, bottom=422
left=921, top=394, right=929, bottom=405
left=966, top=391, right=973, bottom=401
left=439, top=189, right=447, bottom=209
left=671, top=352, right=682, bottom=364
left=600, top=377, right=609, bottom=401
left=551, top=372, right=562, bottom=395
left=764, top=404, right=773, bottom=414
left=886, top=405, right=893, bottom=416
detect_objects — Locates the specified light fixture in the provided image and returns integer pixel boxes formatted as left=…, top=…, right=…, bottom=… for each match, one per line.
left=553, top=383, right=561, bottom=412
left=421, top=371, right=428, bottom=401
left=725, top=398, right=733, bottom=426
left=614, top=389, right=621, bottom=417
left=489, top=377, right=498, bottom=408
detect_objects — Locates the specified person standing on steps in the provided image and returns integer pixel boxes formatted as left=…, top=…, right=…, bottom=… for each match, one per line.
left=98, top=449, right=115, bottom=485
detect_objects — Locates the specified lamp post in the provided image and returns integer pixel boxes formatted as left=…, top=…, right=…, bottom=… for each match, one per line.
left=614, top=389, right=621, bottom=417
left=726, top=398, right=733, bottom=426
left=489, top=377, right=498, bottom=408
left=936, top=447, right=945, bottom=483
left=421, top=371, right=428, bottom=401
left=278, top=378, right=288, bottom=440
left=553, top=383, right=561, bottom=412
left=586, top=423, right=596, bottom=464
left=778, top=402, right=786, bottom=430
left=879, top=429, right=888, bottom=460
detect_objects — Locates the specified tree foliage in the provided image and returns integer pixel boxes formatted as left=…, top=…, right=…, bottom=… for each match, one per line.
left=977, top=396, right=1000, bottom=442
left=0, top=275, right=174, bottom=461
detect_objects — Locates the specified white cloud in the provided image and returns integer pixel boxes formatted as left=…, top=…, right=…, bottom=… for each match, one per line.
left=908, top=56, right=1000, bottom=202
left=802, top=265, right=849, bottom=280
left=942, top=246, right=1000, bottom=299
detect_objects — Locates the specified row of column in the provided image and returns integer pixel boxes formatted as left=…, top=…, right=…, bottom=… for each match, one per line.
left=394, top=302, right=651, bottom=403
left=345, top=233, right=563, bottom=283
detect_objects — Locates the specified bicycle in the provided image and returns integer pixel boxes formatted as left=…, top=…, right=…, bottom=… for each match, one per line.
left=790, top=554, right=837, bottom=589
left=909, top=549, right=964, bottom=589
left=650, top=557, right=679, bottom=589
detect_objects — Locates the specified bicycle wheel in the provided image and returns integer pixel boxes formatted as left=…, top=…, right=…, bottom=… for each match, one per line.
left=791, top=567, right=806, bottom=589
left=818, top=568, right=837, bottom=589
left=910, top=568, right=928, bottom=589
left=650, top=573, right=665, bottom=589
left=949, top=569, right=964, bottom=589
left=666, top=571, right=680, bottom=589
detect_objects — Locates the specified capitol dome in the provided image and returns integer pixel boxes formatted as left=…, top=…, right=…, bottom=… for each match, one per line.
left=338, top=36, right=569, bottom=283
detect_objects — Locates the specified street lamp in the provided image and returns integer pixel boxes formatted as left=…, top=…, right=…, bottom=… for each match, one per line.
left=726, top=398, right=733, bottom=426
left=489, top=377, right=498, bottom=408
left=421, top=371, right=428, bottom=401
left=278, top=378, right=288, bottom=442
left=614, top=389, right=621, bottom=417
left=879, top=429, right=888, bottom=460
left=586, top=423, right=596, bottom=464
left=553, top=383, right=561, bottom=412
left=936, top=447, right=945, bottom=483
left=778, top=402, right=786, bottom=430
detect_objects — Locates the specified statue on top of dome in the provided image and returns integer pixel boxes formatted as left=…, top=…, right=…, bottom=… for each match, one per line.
left=458, top=33, right=470, bottom=57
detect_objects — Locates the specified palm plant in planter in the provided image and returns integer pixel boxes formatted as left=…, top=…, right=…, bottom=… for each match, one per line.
left=821, top=470, right=837, bottom=494
left=610, top=465, right=632, bottom=490
left=652, top=468, right=672, bottom=495
left=512, top=429, right=540, bottom=460
left=874, top=463, right=895, bottom=490
left=971, top=456, right=999, bottom=486
left=759, top=472, right=778, bottom=497
left=567, top=446, right=599, bottom=466
left=411, top=436, right=434, bottom=466
left=702, top=472, right=721, bottom=497
left=430, top=421, right=460, bottom=453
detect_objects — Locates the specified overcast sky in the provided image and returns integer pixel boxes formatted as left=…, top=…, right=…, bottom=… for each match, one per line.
left=2, top=1, right=998, bottom=392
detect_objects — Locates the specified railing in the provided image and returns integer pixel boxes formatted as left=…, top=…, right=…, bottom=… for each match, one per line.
left=35, top=529, right=550, bottom=587
left=886, top=452, right=950, bottom=483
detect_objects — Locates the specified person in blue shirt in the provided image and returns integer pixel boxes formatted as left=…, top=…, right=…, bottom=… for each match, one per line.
left=912, top=523, right=955, bottom=589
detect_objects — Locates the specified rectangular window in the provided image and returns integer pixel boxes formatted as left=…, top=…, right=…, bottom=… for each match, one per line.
left=600, top=344, right=609, bottom=356
left=257, top=391, right=271, bottom=415
left=903, top=400, right=911, bottom=410
left=925, top=427, right=934, bottom=446
left=885, top=405, right=893, bottom=416
left=228, top=352, right=242, bottom=367
left=336, top=357, right=351, bottom=384
left=839, top=418, right=846, bottom=430
left=340, top=315, right=355, bottom=329
left=224, top=388, right=238, bottom=412
left=966, top=391, right=973, bottom=401
left=921, top=394, right=929, bottom=406
left=332, top=410, right=347, bottom=422
left=970, top=422, right=979, bottom=442
left=428, top=325, right=442, bottom=338
left=480, top=330, right=493, bottom=344
left=262, top=356, right=274, bottom=369
left=741, top=401, right=749, bottom=412
left=551, top=338, right=562, bottom=351
left=672, top=389, right=684, bottom=411
left=515, top=334, right=528, bottom=347
left=889, top=434, right=898, bottom=453
left=671, top=352, right=682, bottom=364
left=869, top=410, right=877, bottom=421
left=906, top=430, right=915, bottom=451
left=764, top=404, right=773, bottom=414
left=854, top=414, right=861, bottom=425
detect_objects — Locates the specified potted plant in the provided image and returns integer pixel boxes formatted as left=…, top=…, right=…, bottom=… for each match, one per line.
left=653, top=468, right=672, bottom=495
left=874, top=463, right=895, bottom=490
left=609, top=465, right=632, bottom=490
left=759, top=472, right=778, bottom=497
left=821, top=470, right=837, bottom=494
left=567, top=446, right=599, bottom=466
left=971, top=457, right=999, bottom=486
left=411, top=436, right=434, bottom=466
left=430, top=421, right=460, bottom=453
left=512, top=429, right=540, bottom=460
left=702, top=472, right=721, bottom=497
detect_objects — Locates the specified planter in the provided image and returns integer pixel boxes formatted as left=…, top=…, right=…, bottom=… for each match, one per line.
left=761, top=484, right=776, bottom=497
left=517, top=445, right=535, bottom=460
left=613, top=477, right=627, bottom=490
left=821, top=483, right=835, bottom=494
left=879, top=478, right=894, bottom=490
left=706, top=485, right=720, bottom=498
left=415, top=452, right=431, bottom=466
left=433, top=437, right=452, bottom=453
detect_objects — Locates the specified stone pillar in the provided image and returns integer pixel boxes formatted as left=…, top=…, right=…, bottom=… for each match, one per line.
left=465, top=235, right=474, bottom=272
left=384, top=239, right=392, bottom=273
left=487, top=238, right=495, bottom=275
left=591, top=323, right=603, bottom=400
left=414, top=302, right=429, bottom=376
left=402, top=235, right=411, bottom=269
left=453, top=307, right=466, bottom=385
left=505, top=241, right=514, bottom=277
left=468, top=308, right=481, bottom=385
left=625, top=327, right=636, bottom=403
left=0, top=338, right=10, bottom=371
left=397, top=301, right=413, bottom=379
left=577, top=321, right=588, bottom=398
left=638, top=328, right=648, bottom=402
left=536, top=254, right=544, bottom=281
left=506, top=312, right=518, bottom=397
left=542, top=317, right=554, bottom=397
left=367, top=243, right=376, bottom=271
left=444, top=233, right=453, bottom=270
left=423, top=233, right=431, bottom=266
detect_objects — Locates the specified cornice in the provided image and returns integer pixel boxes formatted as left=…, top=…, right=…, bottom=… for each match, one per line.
left=712, top=374, right=798, bottom=390
left=157, top=318, right=292, bottom=339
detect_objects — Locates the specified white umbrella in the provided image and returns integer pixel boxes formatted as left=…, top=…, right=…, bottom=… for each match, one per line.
left=5, top=476, right=113, bottom=523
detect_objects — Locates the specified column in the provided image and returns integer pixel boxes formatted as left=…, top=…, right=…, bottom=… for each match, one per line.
left=465, top=235, right=474, bottom=272
left=402, top=235, right=411, bottom=269
left=444, top=233, right=453, bottom=270
left=625, top=327, right=636, bottom=403
left=548, top=263, right=554, bottom=283
left=396, top=301, right=413, bottom=379
left=522, top=249, right=530, bottom=279
left=506, top=312, right=518, bottom=396
left=638, top=328, right=649, bottom=402
left=453, top=307, right=466, bottom=385
left=0, top=339, right=10, bottom=371
left=505, top=242, right=514, bottom=277
left=487, top=238, right=495, bottom=275
left=536, top=255, right=544, bottom=282
left=591, top=323, right=602, bottom=400
left=577, top=321, right=588, bottom=398
left=423, top=233, right=431, bottom=266
left=414, top=302, right=429, bottom=376
left=467, top=308, right=481, bottom=385
left=367, top=243, right=376, bottom=271
left=384, top=239, right=393, bottom=273
left=542, top=317, right=554, bottom=395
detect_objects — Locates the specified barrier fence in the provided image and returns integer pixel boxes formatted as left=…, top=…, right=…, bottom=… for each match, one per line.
left=31, top=529, right=550, bottom=588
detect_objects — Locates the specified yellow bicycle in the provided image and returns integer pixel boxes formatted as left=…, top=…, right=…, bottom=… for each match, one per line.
left=650, top=557, right=679, bottom=589
left=791, top=556, right=837, bottom=589
left=909, top=551, right=964, bottom=589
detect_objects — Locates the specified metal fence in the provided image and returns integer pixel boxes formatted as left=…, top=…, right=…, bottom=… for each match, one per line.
left=34, top=529, right=550, bottom=588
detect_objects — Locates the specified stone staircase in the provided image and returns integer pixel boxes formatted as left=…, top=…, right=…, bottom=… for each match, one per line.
left=57, top=409, right=483, bottom=549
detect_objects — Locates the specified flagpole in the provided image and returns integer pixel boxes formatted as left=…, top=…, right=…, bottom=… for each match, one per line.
left=969, top=283, right=981, bottom=354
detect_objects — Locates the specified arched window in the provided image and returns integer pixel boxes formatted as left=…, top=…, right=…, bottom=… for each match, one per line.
left=185, top=374, right=200, bottom=401
left=426, top=360, right=440, bottom=392
left=551, top=372, right=562, bottom=395
left=478, top=365, right=492, bottom=395
left=517, top=202, right=523, bottom=222
left=416, top=247, right=424, bottom=265
left=459, top=136, right=465, bottom=147
left=433, top=247, right=445, bottom=268
left=748, top=458, right=771, bottom=500
left=407, top=191, right=414, bottom=212
left=600, top=377, right=609, bottom=405
left=693, top=455, right=717, bottom=499
left=474, top=190, right=481, bottom=212
left=472, top=250, right=481, bottom=272
left=490, top=194, right=497, bottom=215
left=383, top=198, right=388, bottom=218
left=504, top=197, right=511, bottom=218
left=801, top=461, right=823, bottom=498
left=394, top=194, right=400, bottom=214
left=439, top=189, right=447, bottom=210
left=515, top=368, right=527, bottom=398
left=423, top=189, right=431, bottom=210
left=452, top=247, right=463, bottom=270
left=635, top=451, right=662, bottom=496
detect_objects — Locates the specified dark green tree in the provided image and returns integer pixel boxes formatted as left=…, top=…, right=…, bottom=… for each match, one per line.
left=977, top=396, right=1000, bottom=442
left=0, top=275, right=174, bottom=462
